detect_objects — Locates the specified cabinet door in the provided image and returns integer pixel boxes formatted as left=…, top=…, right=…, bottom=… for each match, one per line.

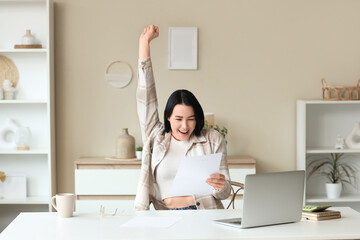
left=75, top=169, right=140, bottom=195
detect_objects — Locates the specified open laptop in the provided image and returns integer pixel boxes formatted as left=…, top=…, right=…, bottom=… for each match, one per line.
left=215, top=170, right=305, bottom=228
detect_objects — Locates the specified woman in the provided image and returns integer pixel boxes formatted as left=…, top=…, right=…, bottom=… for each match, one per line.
left=135, top=25, right=231, bottom=210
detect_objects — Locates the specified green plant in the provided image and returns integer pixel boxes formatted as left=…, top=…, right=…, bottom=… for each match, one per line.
left=204, top=120, right=228, bottom=141
left=307, top=153, right=358, bottom=187
left=136, top=146, right=143, bottom=151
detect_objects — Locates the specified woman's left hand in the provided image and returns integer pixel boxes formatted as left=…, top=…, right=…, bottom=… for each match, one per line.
left=206, top=173, right=226, bottom=191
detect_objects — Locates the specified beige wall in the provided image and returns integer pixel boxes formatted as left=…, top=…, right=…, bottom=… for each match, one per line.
left=54, top=0, right=360, bottom=193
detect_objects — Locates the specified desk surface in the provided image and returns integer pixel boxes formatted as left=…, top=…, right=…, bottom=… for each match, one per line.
left=1, top=207, right=360, bottom=240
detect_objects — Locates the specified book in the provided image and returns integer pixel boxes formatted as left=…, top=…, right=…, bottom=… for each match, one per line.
left=302, top=210, right=341, bottom=221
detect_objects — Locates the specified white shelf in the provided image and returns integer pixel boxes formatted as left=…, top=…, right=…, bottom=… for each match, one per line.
left=0, top=196, right=48, bottom=205
left=0, top=100, right=47, bottom=104
left=297, top=99, right=360, bottom=210
left=0, top=150, right=48, bottom=154
left=307, top=193, right=360, bottom=203
left=0, top=49, right=47, bottom=53
left=300, top=99, right=360, bottom=104
left=306, top=148, right=360, bottom=154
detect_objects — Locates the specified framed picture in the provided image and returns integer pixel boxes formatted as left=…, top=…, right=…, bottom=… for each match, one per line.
left=168, top=27, right=198, bottom=70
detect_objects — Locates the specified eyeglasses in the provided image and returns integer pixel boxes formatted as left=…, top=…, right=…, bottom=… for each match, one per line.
left=99, top=205, right=118, bottom=218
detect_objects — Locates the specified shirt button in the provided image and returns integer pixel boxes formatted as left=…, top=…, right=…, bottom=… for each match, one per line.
left=196, top=202, right=200, bottom=206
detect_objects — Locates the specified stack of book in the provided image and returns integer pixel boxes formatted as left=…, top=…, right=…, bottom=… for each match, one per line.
left=302, top=210, right=341, bottom=221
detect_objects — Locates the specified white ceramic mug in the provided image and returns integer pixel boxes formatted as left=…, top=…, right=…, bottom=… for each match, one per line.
left=51, top=193, right=75, bottom=218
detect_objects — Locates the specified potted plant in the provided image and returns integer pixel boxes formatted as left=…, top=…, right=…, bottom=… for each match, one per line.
left=307, top=153, right=358, bottom=199
left=136, top=146, right=143, bottom=159
left=204, top=120, right=228, bottom=143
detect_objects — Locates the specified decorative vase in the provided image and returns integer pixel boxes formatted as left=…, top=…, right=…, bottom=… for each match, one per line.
left=0, top=118, right=20, bottom=149
left=116, top=128, right=135, bottom=158
left=15, top=127, right=31, bottom=150
left=345, top=122, right=360, bottom=149
left=334, top=135, right=345, bottom=149
left=3, top=80, right=16, bottom=100
left=22, top=29, right=35, bottom=45
left=326, top=182, right=342, bottom=199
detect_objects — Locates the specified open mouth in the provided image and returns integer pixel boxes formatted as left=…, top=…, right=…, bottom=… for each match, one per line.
left=179, top=130, right=189, bottom=135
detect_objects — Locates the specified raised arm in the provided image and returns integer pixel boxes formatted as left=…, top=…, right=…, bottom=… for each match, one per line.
left=139, top=25, right=159, bottom=61
left=137, top=25, right=161, bottom=142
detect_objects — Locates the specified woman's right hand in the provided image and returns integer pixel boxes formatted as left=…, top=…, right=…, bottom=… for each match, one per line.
left=139, top=25, right=159, bottom=60
left=140, top=24, right=159, bottom=44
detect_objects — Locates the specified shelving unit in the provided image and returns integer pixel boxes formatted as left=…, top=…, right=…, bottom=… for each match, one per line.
left=0, top=0, right=55, bottom=232
left=297, top=100, right=360, bottom=211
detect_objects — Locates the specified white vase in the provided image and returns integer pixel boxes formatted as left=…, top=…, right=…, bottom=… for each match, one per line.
left=345, top=122, right=360, bottom=149
left=326, top=182, right=342, bottom=199
left=22, top=29, right=35, bottom=45
left=0, top=118, right=20, bottom=149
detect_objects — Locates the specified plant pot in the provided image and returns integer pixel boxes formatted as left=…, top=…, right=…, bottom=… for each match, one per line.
left=136, top=151, right=142, bottom=159
left=325, top=182, right=342, bottom=199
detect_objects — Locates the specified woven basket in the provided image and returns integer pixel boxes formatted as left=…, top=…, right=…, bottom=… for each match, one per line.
left=321, top=78, right=360, bottom=100
left=0, top=55, right=19, bottom=88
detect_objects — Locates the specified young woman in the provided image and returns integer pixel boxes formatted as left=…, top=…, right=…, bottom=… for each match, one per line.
left=135, top=25, right=231, bottom=210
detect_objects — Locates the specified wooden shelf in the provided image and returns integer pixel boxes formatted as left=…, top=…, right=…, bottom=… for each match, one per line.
left=75, top=155, right=256, bottom=168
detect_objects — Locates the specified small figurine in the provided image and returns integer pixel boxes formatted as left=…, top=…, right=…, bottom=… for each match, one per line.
left=3, top=79, right=16, bottom=100
left=335, top=135, right=345, bottom=149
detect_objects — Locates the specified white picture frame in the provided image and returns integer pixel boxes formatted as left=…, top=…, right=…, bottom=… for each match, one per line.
left=0, top=175, right=27, bottom=199
left=168, top=27, right=198, bottom=70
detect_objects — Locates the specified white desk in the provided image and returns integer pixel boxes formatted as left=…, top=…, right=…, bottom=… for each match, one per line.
left=1, top=207, right=360, bottom=240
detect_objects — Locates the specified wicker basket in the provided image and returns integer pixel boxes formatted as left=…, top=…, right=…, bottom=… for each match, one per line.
left=321, top=78, right=360, bottom=101
left=0, top=55, right=19, bottom=88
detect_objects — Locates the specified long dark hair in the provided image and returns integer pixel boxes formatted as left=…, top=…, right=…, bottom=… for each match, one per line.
left=163, top=89, right=204, bottom=136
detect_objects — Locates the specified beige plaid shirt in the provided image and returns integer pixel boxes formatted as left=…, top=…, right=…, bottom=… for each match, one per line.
left=134, top=58, right=231, bottom=210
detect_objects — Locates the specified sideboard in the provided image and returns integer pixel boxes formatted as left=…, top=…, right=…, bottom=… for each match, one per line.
left=74, top=155, right=256, bottom=212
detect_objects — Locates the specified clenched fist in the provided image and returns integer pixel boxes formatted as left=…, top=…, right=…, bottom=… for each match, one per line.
left=140, top=24, right=159, bottom=44
left=139, top=24, right=159, bottom=60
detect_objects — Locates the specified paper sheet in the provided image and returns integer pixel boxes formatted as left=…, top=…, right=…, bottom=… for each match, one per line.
left=170, top=153, right=222, bottom=196
left=121, top=216, right=182, bottom=228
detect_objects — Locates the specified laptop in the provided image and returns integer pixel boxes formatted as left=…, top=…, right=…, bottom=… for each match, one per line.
left=215, top=170, right=305, bottom=228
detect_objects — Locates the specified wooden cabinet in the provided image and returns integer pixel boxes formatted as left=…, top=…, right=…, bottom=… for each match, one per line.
left=74, top=155, right=256, bottom=212
left=0, top=0, right=55, bottom=232
left=297, top=100, right=360, bottom=212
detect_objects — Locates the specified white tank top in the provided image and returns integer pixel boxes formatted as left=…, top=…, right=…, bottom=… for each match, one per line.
left=156, top=136, right=189, bottom=200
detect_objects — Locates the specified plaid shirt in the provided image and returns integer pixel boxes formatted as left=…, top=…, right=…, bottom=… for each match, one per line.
left=134, top=58, right=231, bottom=210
